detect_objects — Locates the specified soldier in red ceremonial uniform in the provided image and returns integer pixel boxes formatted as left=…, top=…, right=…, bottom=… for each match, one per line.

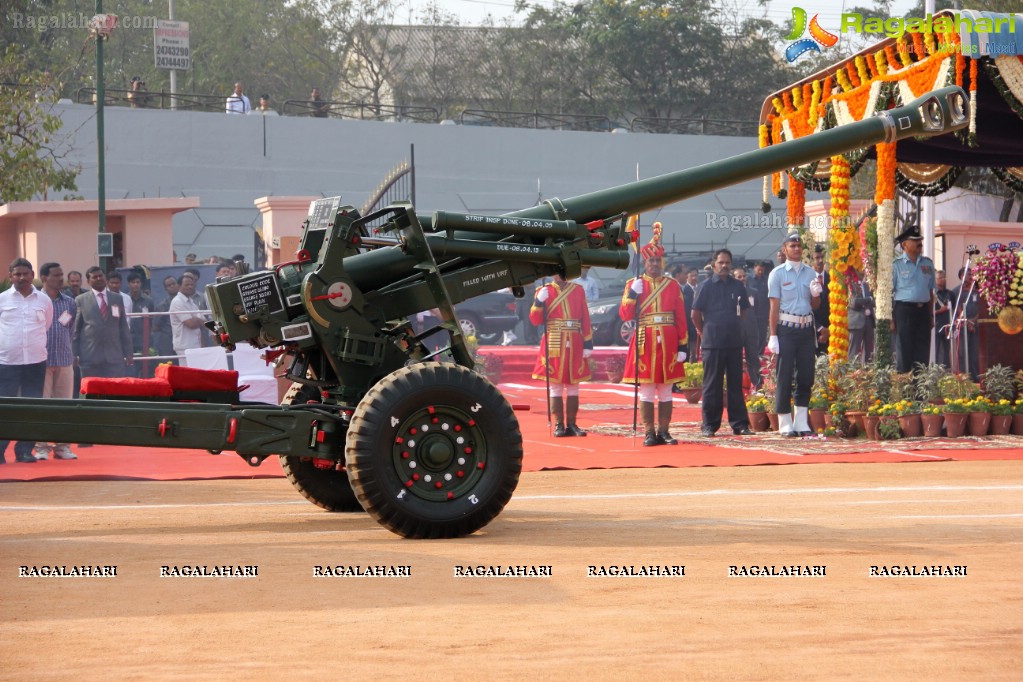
left=619, top=222, right=688, bottom=446
left=531, top=274, right=593, bottom=437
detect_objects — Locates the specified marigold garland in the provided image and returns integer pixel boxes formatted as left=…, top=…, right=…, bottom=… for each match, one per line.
left=968, top=57, right=979, bottom=144
left=827, top=155, right=852, bottom=361
left=787, top=178, right=806, bottom=227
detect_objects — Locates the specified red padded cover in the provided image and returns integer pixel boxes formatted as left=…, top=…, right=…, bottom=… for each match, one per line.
left=156, top=364, right=239, bottom=392
left=82, top=377, right=174, bottom=398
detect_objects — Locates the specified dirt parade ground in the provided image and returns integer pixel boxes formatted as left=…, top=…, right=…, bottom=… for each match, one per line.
left=2, top=459, right=1021, bottom=680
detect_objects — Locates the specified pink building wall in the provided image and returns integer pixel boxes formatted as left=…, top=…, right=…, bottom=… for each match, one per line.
left=0, top=198, right=199, bottom=274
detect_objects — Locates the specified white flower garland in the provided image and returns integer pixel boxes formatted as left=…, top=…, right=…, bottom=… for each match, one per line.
left=896, top=57, right=952, bottom=104
left=834, top=80, right=886, bottom=127
left=875, top=199, right=896, bottom=321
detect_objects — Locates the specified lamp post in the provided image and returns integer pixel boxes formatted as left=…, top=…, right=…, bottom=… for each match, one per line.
left=92, top=3, right=117, bottom=273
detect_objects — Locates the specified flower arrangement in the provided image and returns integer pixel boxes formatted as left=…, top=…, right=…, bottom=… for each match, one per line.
left=973, top=248, right=1021, bottom=314
left=867, top=401, right=898, bottom=417
left=1014, top=399, right=1023, bottom=415
left=921, top=404, right=943, bottom=416
left=989, top=398, right=1014, bottom=416
left=963, top=396, right=993, bottom=414
left=892, top=399, right=922, bottom=416
left=746, top=394, right=771, bottom=413
left=942, top=398, right=972, bottom=414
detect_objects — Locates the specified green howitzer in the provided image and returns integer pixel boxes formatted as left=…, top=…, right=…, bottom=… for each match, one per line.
left=0, top=87, right=969, bottom=538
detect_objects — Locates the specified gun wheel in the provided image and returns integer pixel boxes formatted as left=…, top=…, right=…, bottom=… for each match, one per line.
left=346, top=362, right=523, bottom=539
left=279, top=383, right=363, bottom=513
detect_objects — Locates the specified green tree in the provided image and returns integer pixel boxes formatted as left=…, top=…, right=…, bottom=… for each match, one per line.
left=0, top=46, right=79, bottom=202
left=507, top=0, right=793, bottom=124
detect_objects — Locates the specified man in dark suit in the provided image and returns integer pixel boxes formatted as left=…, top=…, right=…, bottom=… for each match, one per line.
left=847, top=271, right=875, bottom=362
left=73, top=266, right=134, bottom=378
left=682, top=270, right=699, bottom=360
left=811, top=246, right=830, bottom=356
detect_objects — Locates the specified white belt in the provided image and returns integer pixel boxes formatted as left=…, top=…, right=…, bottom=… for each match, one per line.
left=779, top=313, right=813, bottom=324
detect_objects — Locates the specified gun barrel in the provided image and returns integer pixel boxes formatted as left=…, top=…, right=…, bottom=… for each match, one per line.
left=507, top=86, right=969, bottom=224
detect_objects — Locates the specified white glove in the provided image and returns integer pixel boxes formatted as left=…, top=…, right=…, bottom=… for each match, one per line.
left=583, top=349, right=593, bottom=359
left=535, top=286, right=550, bottom=303
left=630, top=278, right=644, bottom=295
left=676, top=351, right=687, bottom=362
left=809, top=278, right=823, bottom=297
left=767, top=335, right=780, bottom=354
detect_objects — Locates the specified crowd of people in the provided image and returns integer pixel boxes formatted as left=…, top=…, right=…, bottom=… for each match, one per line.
left=0, top=255, right=248, bottom=464
left=525, top=221, right=979, bottom=442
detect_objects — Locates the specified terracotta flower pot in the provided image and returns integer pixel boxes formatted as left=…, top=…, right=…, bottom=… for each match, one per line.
left=845, top=411, right=865, bottom=438
left=808, top=408, right=828, bottom=434
left=682, top=388, right=702, bottom=405
left=863, top=414, right=881, bottom=440
left=967, top=411, right=990, bottom=437
left=944, top=412, right=968, bottom=438
left=767, top=412, right=779, bottom=432
left=921, top=413, right=943, bottom=437
left=989, top=414, right=1012, bottom=436
left=1013, top=413, right=1023, bottom=436
left=898, top=413, right=922, bottom=438
left=749, top=411, right=770, bottom=432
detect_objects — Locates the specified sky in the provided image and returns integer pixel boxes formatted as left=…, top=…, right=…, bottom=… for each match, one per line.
left=415, top=0, right=924, bottom=28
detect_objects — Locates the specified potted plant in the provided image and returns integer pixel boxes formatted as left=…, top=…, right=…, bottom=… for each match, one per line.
left=829, top=399, right=855, bottom=437
left=942, top=398, right=971, bottom=437
left=745, top=393, right=771, bottom=432
left=895, top=399, right=923, bottom=438
left=937, top=374, right=982, bottom=402
left=877, top=414, right=902, bottom=441
left=759, top=354, right=779, bottom=430
left=966, top=396, right=992, bottom=437
left=864, top=401, right=886, bottom=440
left=677, top=361, right=703, bottom=404
left=981, top=364, right=1016, bottom=433
left=1013, top=399, right=1023, bottom=436
left=988, top=398, right=1014, bottom=436
left=915, top=363, right=950, bottom=404
left=808, top=388, right=831, bottom=434
left=920, top=403, right=944, bottom=437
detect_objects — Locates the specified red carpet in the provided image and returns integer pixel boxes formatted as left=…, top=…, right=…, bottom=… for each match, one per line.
left=2, top=369, right=1021, bottom=482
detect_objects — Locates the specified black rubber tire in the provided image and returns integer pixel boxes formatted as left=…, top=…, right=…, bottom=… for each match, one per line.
left=346, top=362, right=523, bottom=539
left=279, top=382, right=363, bottom=513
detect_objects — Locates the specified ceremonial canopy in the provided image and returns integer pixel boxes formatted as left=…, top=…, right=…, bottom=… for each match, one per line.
left=757, top=9, right=1023, bottom=366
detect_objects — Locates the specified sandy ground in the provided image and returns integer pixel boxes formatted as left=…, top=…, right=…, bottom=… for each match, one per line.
left=2, top=460, right=1021, bottom=680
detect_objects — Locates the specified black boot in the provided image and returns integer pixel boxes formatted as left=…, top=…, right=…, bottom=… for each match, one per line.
left=658, top=401, right=678, bottom=445
left=551, top=397, right=567, bottom=437
left=641, top=402, right=659, bottom=446
left=565, top=395, right=587, bottom=436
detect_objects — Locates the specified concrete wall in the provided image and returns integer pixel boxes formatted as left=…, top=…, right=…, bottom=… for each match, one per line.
left=53, top=102, right=807, bottom=267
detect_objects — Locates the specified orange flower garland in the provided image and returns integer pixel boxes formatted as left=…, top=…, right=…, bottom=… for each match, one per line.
left=827, top=154, right=852, bottom=361
left=787, top=178, right=806, bottom=228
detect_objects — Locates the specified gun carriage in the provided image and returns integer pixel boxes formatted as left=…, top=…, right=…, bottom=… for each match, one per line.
left=0, top=88, right=969, bottom=538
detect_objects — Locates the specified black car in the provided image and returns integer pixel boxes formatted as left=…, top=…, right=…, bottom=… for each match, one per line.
left=589, top=294, right=635, bottom=346
left=455, top=290, right=520, bottom=343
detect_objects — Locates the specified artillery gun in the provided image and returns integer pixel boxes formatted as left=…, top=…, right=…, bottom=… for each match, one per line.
left=0, top=87, right=969, bottom=538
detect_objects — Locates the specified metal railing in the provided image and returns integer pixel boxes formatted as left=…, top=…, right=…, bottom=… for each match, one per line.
left=458, top=109, right=612, bottom=132
left=282, top=99, right=439, bottom=123
left=630, top=115, right=758, bottom=137
left=68, top=86, right=758, bottom=136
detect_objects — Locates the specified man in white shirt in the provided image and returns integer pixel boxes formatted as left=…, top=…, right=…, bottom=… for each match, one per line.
left=0, top=258, right=53, bottom=463
left=225, top=82, right=250, bottom=114
left=169, top=273, right=205, bottom=356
